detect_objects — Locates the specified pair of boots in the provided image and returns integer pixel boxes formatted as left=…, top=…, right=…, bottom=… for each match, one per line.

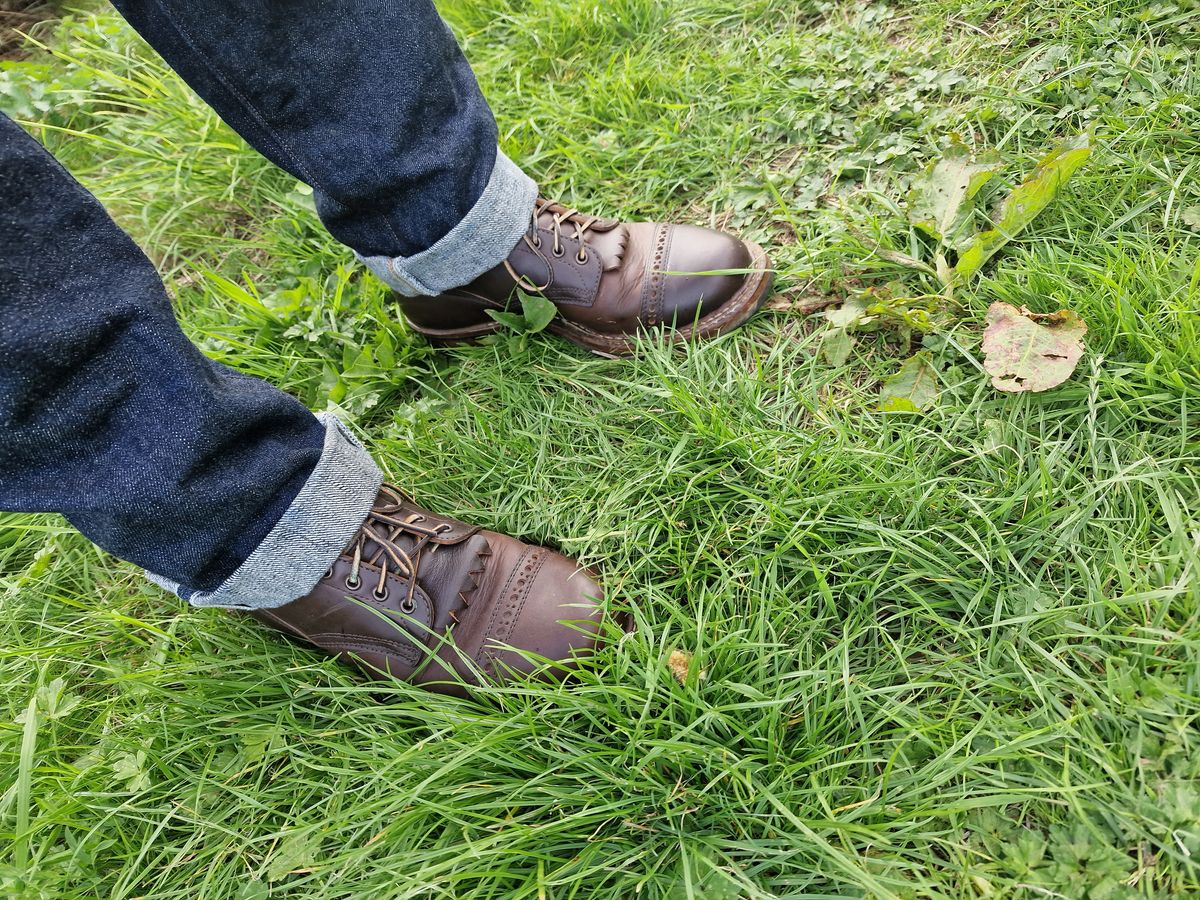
left=255, top=199, right=773, bottom=695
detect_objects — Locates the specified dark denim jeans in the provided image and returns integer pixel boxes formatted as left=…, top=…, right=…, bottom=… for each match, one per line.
left=0, top=0, right=537, bottom=609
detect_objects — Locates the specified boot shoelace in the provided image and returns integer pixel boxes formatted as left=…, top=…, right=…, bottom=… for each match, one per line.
left=330, top=497, right=454, bottom=613
left=504, top=199, right=598, bottom=292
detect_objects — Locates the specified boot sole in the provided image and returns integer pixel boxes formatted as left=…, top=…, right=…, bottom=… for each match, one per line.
left=406, top=241, right=774, bottom=357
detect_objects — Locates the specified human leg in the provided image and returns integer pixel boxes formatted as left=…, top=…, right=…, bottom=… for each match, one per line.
left=109, top=0, right=772, bottom=353
left=0, top=114, right=605, bottom=691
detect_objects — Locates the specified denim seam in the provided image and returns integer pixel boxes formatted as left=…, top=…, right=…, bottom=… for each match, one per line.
left=146, top=412, right=383, bottom=610
left=359, top=150, right=537, bottom=297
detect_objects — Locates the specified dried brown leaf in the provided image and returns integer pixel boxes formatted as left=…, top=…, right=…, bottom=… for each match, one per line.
left=667, top=649, right=706, bottom=684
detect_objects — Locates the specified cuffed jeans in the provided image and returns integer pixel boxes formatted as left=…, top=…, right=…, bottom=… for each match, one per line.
left=0, top=0, right=538, bottom=609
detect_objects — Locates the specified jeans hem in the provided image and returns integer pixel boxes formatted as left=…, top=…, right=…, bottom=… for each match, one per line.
left=146, top=413, right=383, bottom=610
left=359, top=150, right=536, bottom=297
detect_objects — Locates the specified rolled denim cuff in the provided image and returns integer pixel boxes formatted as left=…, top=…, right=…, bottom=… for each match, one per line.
left=146, top=413, right=383, bottom=610
left=359, top=149, right=537, bottom=297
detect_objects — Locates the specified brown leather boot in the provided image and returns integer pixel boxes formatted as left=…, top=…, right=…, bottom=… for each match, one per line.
left=396, top=199, right=773, bottom=355
left=248, top=486, right=608, bottom=695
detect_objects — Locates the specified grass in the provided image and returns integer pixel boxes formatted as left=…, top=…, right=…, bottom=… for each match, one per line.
left=1, top=0, right=1199, bottom=896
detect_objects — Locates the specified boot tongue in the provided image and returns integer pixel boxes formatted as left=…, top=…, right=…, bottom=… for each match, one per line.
left=355, top=520, right=491, bottom=609
left=534, top=199, right=620, bottom=232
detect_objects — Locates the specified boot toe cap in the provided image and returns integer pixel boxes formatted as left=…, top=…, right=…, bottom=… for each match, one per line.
left=659, top=224, right=755, bottom=323
left=482, top=549, right=606, bottom=682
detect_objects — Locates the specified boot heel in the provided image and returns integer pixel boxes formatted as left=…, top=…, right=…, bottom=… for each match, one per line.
left=395, top=292, right=504, bottom=344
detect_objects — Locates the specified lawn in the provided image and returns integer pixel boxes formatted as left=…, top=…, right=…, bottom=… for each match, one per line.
left=2, top=0, right=1199, bottom=896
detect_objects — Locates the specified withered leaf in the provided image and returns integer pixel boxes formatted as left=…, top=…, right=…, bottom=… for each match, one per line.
left=981, top=302, right=1087, bottom=393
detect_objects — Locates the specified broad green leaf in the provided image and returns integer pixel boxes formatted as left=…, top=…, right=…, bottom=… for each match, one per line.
left=112, top=750, right=151, bottom=793
left=267, top=831, right=319, bottom=883
left=907, top=137, right=1003, bottom=245
left=373, top=328, right=396, bottom=369
left=519, top=293, right=557, bottom=333
left=980, top=302, right=1088, bottom=393
left=485, top=309, right=530, bottom=333
left=956, top=134, right=1091, bottom=281
left=30, top=677, right=80, bottom=721
left=821, top=327, right=853, bottom=365
left=824, top=296, right=870, bottom=329
left=238, top=725, right=285, bottom=766
left=340, top=346, right=378, bottom=380
left=879, top=351, right=940, bottom=412
left=486, top=294, right=557, bottom=335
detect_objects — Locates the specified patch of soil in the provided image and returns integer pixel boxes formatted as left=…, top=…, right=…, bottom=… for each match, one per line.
left=1, top=0, right=55, bottom=61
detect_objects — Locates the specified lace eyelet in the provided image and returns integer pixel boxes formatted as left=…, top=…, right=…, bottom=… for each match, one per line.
left=344, top=574, right=361, bottom=590
left=373, top=586, right=389, bottom=602
left=435, top=524, right=453, bottom=534
left=531, top=235, right=541, bottom=248
left=577, top=251, right=588, bottom=264
left=552, top=245, right=564, bottom=258
left=400, top=598, right=416, bottom=613
left=323, top=566, right=334, bottom=580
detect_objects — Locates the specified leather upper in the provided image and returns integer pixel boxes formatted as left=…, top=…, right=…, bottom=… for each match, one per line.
left=250, top=486, right=606, bottom=695
left=397, top=199, right=757, bottom=337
